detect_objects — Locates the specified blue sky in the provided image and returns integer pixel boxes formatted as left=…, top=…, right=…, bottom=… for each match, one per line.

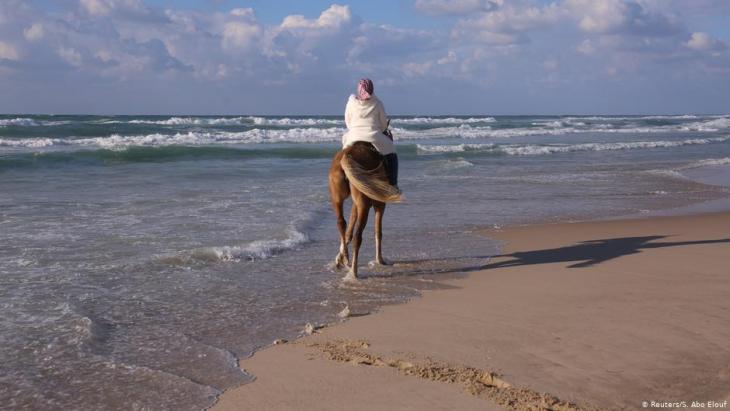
left=1, top=0, right=729, bottom=114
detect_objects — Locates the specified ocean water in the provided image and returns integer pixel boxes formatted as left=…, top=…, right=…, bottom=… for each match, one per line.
left=1, top=114, right=730, bottom=410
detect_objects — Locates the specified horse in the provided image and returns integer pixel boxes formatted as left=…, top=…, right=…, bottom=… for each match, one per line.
left=328, top=142, right=401, bottom=280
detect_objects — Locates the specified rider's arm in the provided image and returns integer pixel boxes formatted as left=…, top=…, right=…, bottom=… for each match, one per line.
left=377, top=100, right=388, bottom=132
left=344, top=97, right=354, bottom=129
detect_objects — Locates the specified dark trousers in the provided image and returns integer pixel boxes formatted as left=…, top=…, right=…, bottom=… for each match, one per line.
left=383, top=153, right=398, bottom=186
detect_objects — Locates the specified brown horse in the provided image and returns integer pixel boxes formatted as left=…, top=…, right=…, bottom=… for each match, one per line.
left=328, top=142, right=401, bottom=280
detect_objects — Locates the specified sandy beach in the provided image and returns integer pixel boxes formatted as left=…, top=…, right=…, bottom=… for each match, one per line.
left=213, top=211, right=730, bottom=411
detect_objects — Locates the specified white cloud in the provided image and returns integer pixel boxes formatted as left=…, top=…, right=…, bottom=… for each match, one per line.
left=452, top=2, right=564, bottom=45
left=577, top=39, right=595, bottom=54
left=414, top=0, right=502, bottom=16
left=451, top=0, right=680, bottom=48
left=218, top=8, right=262, bottom=50
left=437, top=51, right=457, bottom=65
left=79, top=0, right=153, bottom=20
left=257, top=4, right=357, bottom=74
left=57, top=47, right=83, bottom=67
left=80, top=0, right=112, bottom=16
left=95, top=49, right=113, bottom=62
left=565, top=0, right=628, bottom=33
left=1, top=0, right=728, bottom=113
left=684, top=32, right=725, bottom=52
left=280, top=4, right=351, bottom=30
left=402, top=60, right=433, bottom=77
left=23, top=23, right=44, bottom=41
left=0, top=41, right=20, bottom=61
left=686, top=32, right=712, bottom=50
left=564, top=0, right=679, bottom=36
left=230, top=8, right=255, bottom=18
left=345, top=24, right=439, bottom=66
left=222, top=21, right=262, bottom=49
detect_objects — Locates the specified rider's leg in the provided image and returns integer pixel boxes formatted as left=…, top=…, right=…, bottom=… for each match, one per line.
left=383, top=153, right=398, bottom=186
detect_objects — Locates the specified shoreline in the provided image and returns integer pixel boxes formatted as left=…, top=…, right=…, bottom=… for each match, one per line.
left=211, top=206, right=730, bottom=410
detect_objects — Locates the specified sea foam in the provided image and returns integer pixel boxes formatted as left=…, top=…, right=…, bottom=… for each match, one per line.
left=0, top=118, right=40, bottom=126
left=0, top=128, right=348, bottom=150
left=679, top=117, right=730, bottom=132
left=109, top=116, right=501, bottom=127
left=3, top=116, right=730, bottom=152
left=250, top=117, right=342, bottom=126
left=0, top=137, right=60, bottom=147
left=417, top=136, right=730, bottom=156
left=679, top=157, right=730, bottom=170
left=393, top=117, right=496, bottom=125
left=127, top=117, right=251, bottom=126
left=0, top=118, right=69, bottom=127
left=165, top=228, right=309, bottom=264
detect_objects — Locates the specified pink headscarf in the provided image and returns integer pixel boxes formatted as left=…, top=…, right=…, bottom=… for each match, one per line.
left=357, top=78, right=374, bottom=101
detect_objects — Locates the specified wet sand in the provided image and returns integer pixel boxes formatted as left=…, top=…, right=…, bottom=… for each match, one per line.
left=213, top=212, right=730, bottom=410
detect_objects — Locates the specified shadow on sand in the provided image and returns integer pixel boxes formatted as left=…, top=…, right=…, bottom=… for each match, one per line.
left=360, top=235, right=730, bottom=279
left=484, top=235, right=730, bottom=270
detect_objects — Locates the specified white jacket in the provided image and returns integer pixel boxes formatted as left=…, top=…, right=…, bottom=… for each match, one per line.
left=341, top=94, right=395, bottom=155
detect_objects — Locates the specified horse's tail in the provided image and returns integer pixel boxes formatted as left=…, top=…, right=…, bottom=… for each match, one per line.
left=340, top=151, right=402, bottom=203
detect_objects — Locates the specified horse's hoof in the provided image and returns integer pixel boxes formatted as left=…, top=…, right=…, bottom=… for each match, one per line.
left=370, top=259, right=391, bottom=267
left=343, top=271, right=358, bottom=282
left=334, top=255, right=350, bottom=270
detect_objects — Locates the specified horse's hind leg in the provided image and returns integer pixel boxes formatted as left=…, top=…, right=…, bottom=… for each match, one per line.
left=374, top=202, right=389, bottom=266
left=345, top=202, right=357, bottom=248
left=332, top=199, right=349, bottom=269
left=346, top=200, right=370, bottom=281
left=329, top=151, right=350, bottom=269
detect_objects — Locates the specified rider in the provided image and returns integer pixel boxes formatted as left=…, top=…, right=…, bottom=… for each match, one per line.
left=341, top=78, right=399, bottom=188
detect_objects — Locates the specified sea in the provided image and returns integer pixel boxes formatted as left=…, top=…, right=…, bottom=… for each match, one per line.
left=1, top=114, right=729, bottom=410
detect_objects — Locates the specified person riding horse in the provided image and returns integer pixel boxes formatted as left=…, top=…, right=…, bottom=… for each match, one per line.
left=328, top=78, right=401, bottom=280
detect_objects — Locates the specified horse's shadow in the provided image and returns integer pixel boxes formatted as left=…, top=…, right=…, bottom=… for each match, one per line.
left=484, top=235, right=730, bottom=270
left=355, top=235, right=730, bottom=279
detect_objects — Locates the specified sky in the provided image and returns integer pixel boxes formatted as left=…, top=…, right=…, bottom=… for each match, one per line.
left=0, top=0, right=729, bottom=115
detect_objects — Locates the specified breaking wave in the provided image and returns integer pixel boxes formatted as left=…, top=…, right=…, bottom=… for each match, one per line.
left=679, top=117, right=730, bottom=132
left=3, top=115, right=730, bottom=156
left=250, top=117, right=342, bottom=126
left=197, top=230, right=307, bottom=262
left=0, top=118, right=71, bottom=127
left=0, top=118, right=39, bottom=126
left=562, top=115, right=701, bottom=121
left=393, top=117, right=496, bottom=125
left=0, top=128, right=346, bottom=149
left=417, top=143, right=496, bottom=153
left=127, top=117, right=251, bottom=126
left=417, top=136, right=730, bottom=156
left=159, top=228, right=309, bottom=265
left=105, top=116, right=500, bottom=127
left=125, top=116, right=342, bottom=126
left=678, top=157, right=730, bottom=170
left=0, top=137, right=58, bottom=148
